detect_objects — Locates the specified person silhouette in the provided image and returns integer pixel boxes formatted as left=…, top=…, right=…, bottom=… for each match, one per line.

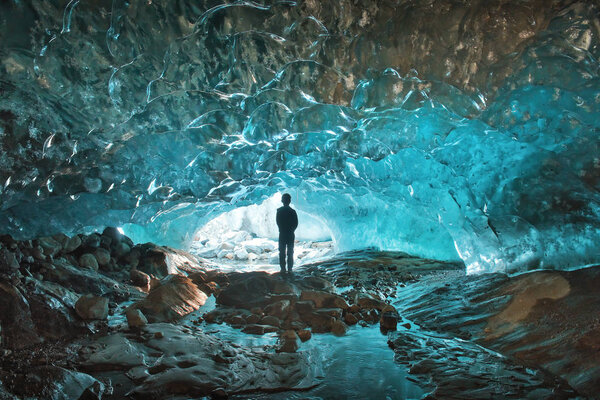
left=276, top=193, right=298, bottom=274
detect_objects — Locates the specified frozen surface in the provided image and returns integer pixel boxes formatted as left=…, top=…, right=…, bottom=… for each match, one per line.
left=0, top=0, right=599, bottom=273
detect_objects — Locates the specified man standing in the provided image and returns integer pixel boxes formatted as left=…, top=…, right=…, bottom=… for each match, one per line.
left=276, top=193, right=298, bottom=274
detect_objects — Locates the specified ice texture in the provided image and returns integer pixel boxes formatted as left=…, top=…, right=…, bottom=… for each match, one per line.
left=0, top=0, right=599, bottom=274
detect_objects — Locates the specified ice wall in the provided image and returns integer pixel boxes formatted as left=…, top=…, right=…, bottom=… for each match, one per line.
left=0, top=0, right=599, bottom=274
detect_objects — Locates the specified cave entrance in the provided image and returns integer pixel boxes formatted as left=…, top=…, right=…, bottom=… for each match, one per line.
left=190, top=194, right=334, bottom=272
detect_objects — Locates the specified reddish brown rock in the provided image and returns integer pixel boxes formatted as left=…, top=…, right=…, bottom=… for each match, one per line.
left=355, top=293, right=387, bottom=311
left=331, top=319, right=348, bottom=336
left=277, top=330, right=300, bottom=353
left=344, top=313, right=359, bottom=325
left=297, top=329, right=312, bottom=342
left=264, top=299, right=291, bottom=319
left=300, top=290, right=349, bottom=310
left=128, top=275, right=208, bottom=322
left=130, top=268, right=151, bottom=291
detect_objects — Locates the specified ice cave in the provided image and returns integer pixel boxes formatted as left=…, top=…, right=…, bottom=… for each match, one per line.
left=0, top=0, right=599, bottom=398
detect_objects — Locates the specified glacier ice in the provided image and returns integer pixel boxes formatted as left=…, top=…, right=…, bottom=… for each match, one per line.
left=0, top=0, right=599, bottom=274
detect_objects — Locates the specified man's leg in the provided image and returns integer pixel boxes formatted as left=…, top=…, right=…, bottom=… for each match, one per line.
left=279, top=239, right=286, bottom=273
left=286, top=240, right=294, bottom=272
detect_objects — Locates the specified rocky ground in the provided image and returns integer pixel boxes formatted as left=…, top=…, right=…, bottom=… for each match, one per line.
left=0, top=229, right=597, bottom=399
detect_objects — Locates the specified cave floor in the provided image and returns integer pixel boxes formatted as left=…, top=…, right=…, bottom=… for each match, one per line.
left=1, top=238, right=596, bottom=399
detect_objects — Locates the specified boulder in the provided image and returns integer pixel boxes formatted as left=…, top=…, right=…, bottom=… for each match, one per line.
left=129, top=275, right=208, bottom=322
left=264, top=299, right=291, bottom=319
left=0, top=282, right=42, bottom=349
left=113, top=242, right=131, bottom=259
left=294, top=300, right=315, bottom=315
left=0, top=248, right=19, bottom=271
left=130, top=268, right=151, bottom=291
left=75, top=294, right=109, bottom=320
left=355, top=293, right=387, bottom=311
left=297, top=329, right=312, bottom=342
left=126, top=309, right=148, bottom=329
left=216, top=272, right=279, bottom=308
left=64, top=235, right=82, bottom=253
left=78, top=253, right=99, bottom=271
left=277, top=330, right=300, bottom=353
left=260, top=315, right=281, bottom=327
left=380, top=305, right=400, bottom=331
left=84, top=234, right=101, bottom=248
left=94, top=248, right=111, bottom=267
left=301, top=312, right=334, bottom=333
left=38, top=236, right=62, bottom=257
left=300, top=290, right=349, bottom=310
left=344, top=313, right=359, bottom=325
left=315, top=308, right=343, bottom=319
left=9, top=366, right=104, bottom=400
left=102, top=227, right=123, bottom=243
left=331, top=319, right=348, bottom=336
left=242, top=324, right=278, bottom=335
left=137, top=246, right=201, bottom=278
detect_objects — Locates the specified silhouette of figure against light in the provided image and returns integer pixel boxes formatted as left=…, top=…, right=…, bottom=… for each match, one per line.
left=276, top=193, right=298, bottom=274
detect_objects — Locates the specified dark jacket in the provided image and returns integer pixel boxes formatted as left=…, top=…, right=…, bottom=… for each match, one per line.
left=276, top=205, right=298, bottom=238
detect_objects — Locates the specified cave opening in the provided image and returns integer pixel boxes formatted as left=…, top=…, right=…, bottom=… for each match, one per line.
left=189, top=193, right=335, bottom=271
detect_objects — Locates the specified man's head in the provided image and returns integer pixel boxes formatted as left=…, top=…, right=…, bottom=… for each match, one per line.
left=281, top=193, right=291, bottom=205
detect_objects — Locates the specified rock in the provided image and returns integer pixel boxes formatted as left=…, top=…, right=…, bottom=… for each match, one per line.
left=130, top=268, right=151, bottom=291
left=129, top=275, right=208, bottom=322
left=154, top=331, right=164, bottom=339
left=64, top=235, right=82, bottom=253
left=9, top=366, right=103, bottom=400
left=380, top=305, right=400, bottom=331
left=297, top=329, right=312, bottom=342
left=94, top=248, right=111, bottom=267
left=301, top=312, right=334, bottom=333
left=102, top=227, right=122, bottom=243
left=84, top=234, right=101, bottom=248
left=113, top=242, right=131, bottom=259
left=38, top=236, right=62, bottom=257
left=260, top=315, right=281, bottom=327
left=300, top=290, right=349, bottom=310
left=137, top=246, right=201, bottom=278
left=277, top=330, right=300, bottom=353
left=0, top=248, right=19, bottom=271
left=124, top=247, right=141, bottom=268
left=344, top=313, right=359, bottom=325
left=197, top=281, right=218, bottom=295
left=31, top=246, right=45, bottom=261
left=78, top=253, right=99, bottom=271
left=126, top=309, right=148, bottom=328
left=294, top=300, right=315, bottom=314
left=315, top=308, right=343, bottom=319
left=355, top=293, right=387, bottom=311
left=299, top=276, right=335, bottom=292
left=234, top=248, right=249, bottom=260
left=216, top=271, right=280, bottom=308
left=246, top=314, right=261, bottom=324
left=211, top=388, right=228, bottom=399
left=75, top=294, right=109, bottom=320
left=0, top=282, right=42, bottom=349
left=228, top=315, right=246, bottom=325
left=331, top=319, right=348, bottom=336
left=99, top=235, right=112, bottom=249
left=52, top=233, right=69, bottom=249
left=188, top=270, right=208, bottom=284
left=264, top=299, right=291, bottom=319
left=242, top=324, right=278, bottom=335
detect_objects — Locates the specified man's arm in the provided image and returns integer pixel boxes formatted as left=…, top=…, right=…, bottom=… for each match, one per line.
left=276, top=208, right=282, bottom=229
left=292, top=210, right=298, bottom=231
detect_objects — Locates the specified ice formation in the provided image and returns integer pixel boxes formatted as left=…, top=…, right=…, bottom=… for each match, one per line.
left=0, top=0, right=599, bottom=274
